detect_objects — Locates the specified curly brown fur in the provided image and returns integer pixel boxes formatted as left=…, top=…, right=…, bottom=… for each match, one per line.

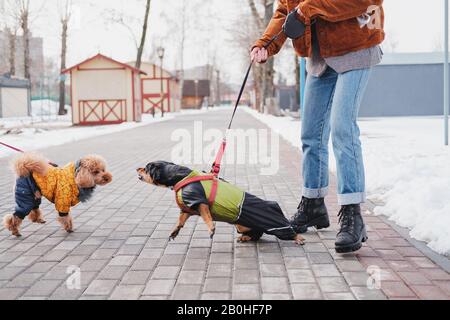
left=12, top=153, right=49, bottom=177
left=3, top=214, right=23, bottom=237
left=28, top=209, right=46, bottom=224
left=75, top=155, right=113, bottom=188
left=57, top=215, right=73, bottom=233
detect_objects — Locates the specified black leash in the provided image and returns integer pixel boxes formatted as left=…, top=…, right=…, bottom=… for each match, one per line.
left=226, top=31, right=282, bottom=130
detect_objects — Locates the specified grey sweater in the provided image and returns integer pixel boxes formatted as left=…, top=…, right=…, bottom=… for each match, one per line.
left=307, top=21, right=383, bottom=77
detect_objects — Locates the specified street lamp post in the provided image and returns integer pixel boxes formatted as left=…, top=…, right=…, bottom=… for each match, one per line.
left=157, top=46, right=165, bottom=118
left=445, top=0, right=449, bottom=146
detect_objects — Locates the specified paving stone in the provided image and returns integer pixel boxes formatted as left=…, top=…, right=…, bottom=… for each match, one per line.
left=108, top=255, right=136, bottom=266
left=158, top=254, right=185, bottom=266
left=260, top=264, right=287, bottom=277
left=24, top=280, right=62, bottom=296
left=97, top=266, right=128, bottom=280
left=232, top=284, right=261, bottom=300
left=287, top=269, right=315, bottom=283
left=411, top=285, right=448, bottom=300
left=201, top=292, right=231, bottom=300
left=261, top=277, right=289, bottom=294
left=0, top=288, right=26, bottom=300
left=207, top=264, right=232, bottom=278
left=350, top=286, right=387, bottom=300
left=398, top=271, right=433, bottom=285
left=6, top=273, right=42, bottom=288
left=234, top=269, right=259, bottom=284
left=323, top=292, right=355, bottom=300
left=151, top=266, right=181, bottom=279
left=204, top=277, right=231, bottom=293
left=291, top=283, right=323, bottom=300
left=109, top=285, right=144, bottom=300
left=307, top=252, right=334, bottom=264
left=182, top=258, right=208, bottom=271
left=171, top=284, right=201, bottom=300
left=121, top=270, right=151, bottom=285
left=311, top=264, right=341, bottom=277
left=342, top=272, right=371, bottom=286
left=143, top=279, right=175, bottom=295
left=178, top=271, right=205, bottom=285
left=335, top=260, right=366, bottom=272
left=380, top=281, right=417, bottom=298
left=317, top=277, right=350, bottom=293
left=284, top=257, right=310, bottom=269
left=84, top=280, right=118, bottom=296
left=130, top=258, right=158, bottom=271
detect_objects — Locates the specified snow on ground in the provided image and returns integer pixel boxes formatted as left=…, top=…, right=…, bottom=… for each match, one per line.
left=0, top=100, right=226, bottom=159
left=245, top=107, right=450, bottom=256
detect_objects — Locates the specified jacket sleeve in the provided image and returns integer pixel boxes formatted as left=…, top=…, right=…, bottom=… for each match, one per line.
left=54, top=183, right=72, bottom=214
left=299, top=0, right=383, bottom=23
left=252, top=0, right=288, bottom=57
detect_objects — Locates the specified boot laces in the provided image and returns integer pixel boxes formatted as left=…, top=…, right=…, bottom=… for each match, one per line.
left=294, top=197, right=308, bottom=219
left=338, top=207, right=355, bottom=235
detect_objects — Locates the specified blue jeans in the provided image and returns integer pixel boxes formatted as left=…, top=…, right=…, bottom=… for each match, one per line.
left=301, top=67, right=371, bottom=205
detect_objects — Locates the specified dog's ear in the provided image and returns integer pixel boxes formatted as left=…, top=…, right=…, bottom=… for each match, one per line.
left=75, top=166, right=95, bottom=188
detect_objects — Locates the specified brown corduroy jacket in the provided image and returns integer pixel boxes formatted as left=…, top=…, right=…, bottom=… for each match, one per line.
left=253, top=0, right=385, bottom=58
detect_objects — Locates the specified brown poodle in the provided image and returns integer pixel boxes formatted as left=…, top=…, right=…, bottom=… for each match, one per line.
left=3, top=152, right=112, bottom=237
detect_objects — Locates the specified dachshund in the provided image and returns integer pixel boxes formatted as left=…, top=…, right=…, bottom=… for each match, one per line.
left=137, top=161, right=305, bottom=245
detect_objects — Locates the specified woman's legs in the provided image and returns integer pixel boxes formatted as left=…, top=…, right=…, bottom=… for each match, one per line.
left=301, top=68, right=338, bottom=197
left=330, top=68, right=371, bottom=205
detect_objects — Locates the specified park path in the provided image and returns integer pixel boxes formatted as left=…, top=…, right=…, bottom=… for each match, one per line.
left=0, top=109, right=449, bottom=300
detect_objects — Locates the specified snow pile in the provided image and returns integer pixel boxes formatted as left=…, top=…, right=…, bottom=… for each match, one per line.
left=245, top=107, right=450, bottom=256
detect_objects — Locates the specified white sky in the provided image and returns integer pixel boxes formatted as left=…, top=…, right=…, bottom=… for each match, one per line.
left=7, top=0, right=448, bottom=84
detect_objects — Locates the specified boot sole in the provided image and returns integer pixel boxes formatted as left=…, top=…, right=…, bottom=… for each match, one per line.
left=294, top=215, right=330, bottom=234
left=335, top=229, right=368, bottom=254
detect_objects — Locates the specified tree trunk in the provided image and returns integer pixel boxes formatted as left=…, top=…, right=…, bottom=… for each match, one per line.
left=22, top=11, right=30, bottom=79
left=135, top=0, right=151, bottom=70
left=7, top=29, right=16, bottom=76
left=262, top=0, right=275, bottom=114
left=59, top=19, right=68, bottom=115
left=252, top=66, right=263, bottom=112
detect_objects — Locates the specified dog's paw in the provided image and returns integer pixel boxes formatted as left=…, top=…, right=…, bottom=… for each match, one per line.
left=294, top=235, right=305, bottom=245
left=209, top=227, right=216, bottom=239
left=237, top=235, right=252, bottom=243
left=169, top=228, right=181, bottom=241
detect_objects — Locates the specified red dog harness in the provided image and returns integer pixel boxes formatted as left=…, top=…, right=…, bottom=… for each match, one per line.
left=173, top=138, right=227, bottom=214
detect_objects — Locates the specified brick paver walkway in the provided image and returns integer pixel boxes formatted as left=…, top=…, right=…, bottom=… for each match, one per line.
left=0, top=109, right=449, bottom=300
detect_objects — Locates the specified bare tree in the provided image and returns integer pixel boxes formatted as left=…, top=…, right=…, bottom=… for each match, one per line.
left=135, top=0, right=151, bottom=69
left=17, top=0, right=31, bottom=79
left=58, top=0, right=72, bottom=115
left=106, top=0, right=152, bottom=70
left=248, top=0, right=277, bottom=113
left=7, top=27, right=17, bottom=75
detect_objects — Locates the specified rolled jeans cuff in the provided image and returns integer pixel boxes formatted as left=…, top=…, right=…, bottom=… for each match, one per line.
left=338, top=192, right=366, bottom=206
left=303, top=187, right=328, bottom=199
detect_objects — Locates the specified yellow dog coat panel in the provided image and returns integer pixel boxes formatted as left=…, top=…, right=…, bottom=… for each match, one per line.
left=32, top=162, right=80, bottom=214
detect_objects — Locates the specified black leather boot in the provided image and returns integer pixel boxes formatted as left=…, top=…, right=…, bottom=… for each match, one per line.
left=335, top=204, right=368, bottom=253
left=290, top=197, right=330, bottom=234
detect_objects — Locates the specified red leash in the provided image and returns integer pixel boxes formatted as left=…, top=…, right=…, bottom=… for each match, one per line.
left=209, top=33, right=281, bottom=177
left=0, top=141, right=59, bottom=167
